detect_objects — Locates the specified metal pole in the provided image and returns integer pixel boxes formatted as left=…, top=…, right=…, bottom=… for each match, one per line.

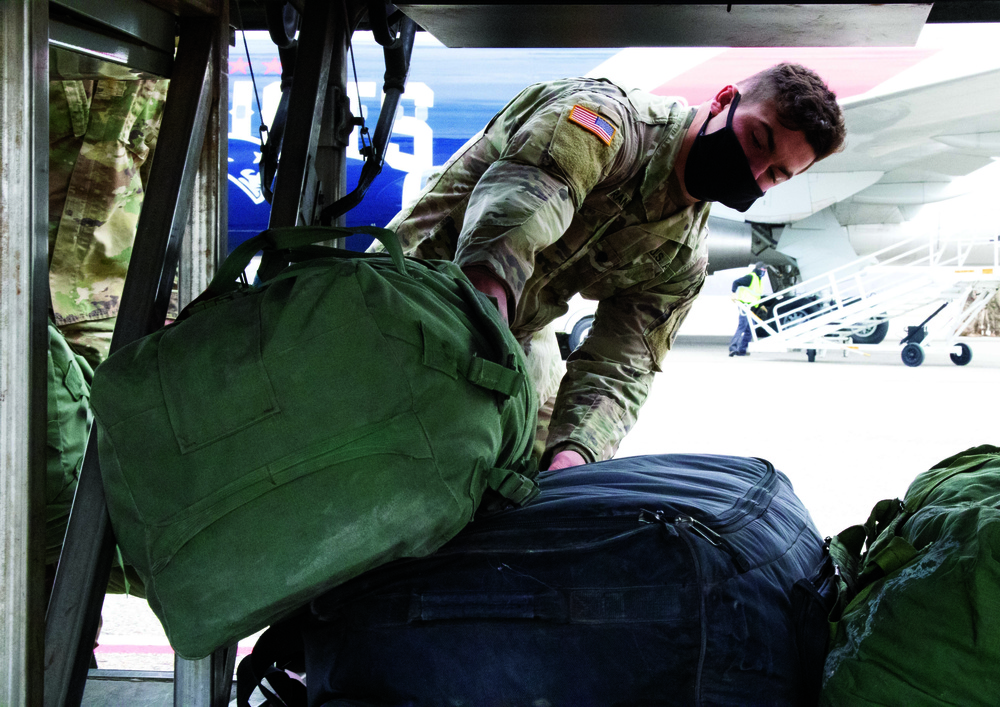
left=0, top=0, right=49, bottom=703
left=179, top=1, right=230, bottom=310
left=44, top=18, right=217, bottom=706
left=174, top=8, right=237, bottom=704
left=267, top=0, right=339, bottom=228
left=174, top=644, right=238, bottom=707
left=317, top=31, right=350, bottom=229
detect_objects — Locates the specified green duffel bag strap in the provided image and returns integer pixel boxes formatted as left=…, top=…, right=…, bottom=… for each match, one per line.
left=486, top=461, right=540, bottom=506
left=194, top=226, right=407, bottom=306
left=474, top=458, right=540, bottom=516
left=827, top=496, right=908, bottom=620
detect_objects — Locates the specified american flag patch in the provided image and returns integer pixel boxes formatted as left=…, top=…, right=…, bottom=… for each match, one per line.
left=568, top=105, right=616, bottom=146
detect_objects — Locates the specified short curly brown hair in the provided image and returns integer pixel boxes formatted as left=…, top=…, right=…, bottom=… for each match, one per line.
left=738, top=62, right=846, bottom=162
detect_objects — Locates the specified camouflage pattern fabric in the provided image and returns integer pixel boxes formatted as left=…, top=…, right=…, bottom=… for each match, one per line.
left=48, top=79, right=168, bottom=363
left=387, top=78, right=711, bottom=464
left=46, top=79, right=163, bottom=597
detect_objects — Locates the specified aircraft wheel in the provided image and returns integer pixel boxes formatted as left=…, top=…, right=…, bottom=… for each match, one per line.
left=950, top=342, right=973, bottom=366
left=807, top=349, right=817, bottom=363
left=901, top=343, right=924, bottom=367
left=568, top=315, right=594, bottom=351
left=851, top=320, right=889, bottom=345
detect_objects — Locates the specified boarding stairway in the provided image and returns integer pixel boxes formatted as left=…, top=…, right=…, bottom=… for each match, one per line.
left=741, top=233, right=1000, bottom=366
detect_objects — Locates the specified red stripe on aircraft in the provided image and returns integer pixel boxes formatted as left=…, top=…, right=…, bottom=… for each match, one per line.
left=651, top=47, right=939, bottom=104
left=94, top=644, right=253, bottom=655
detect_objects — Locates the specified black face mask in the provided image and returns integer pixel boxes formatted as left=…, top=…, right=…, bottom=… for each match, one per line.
left=684, top=92, right=764, bottom=213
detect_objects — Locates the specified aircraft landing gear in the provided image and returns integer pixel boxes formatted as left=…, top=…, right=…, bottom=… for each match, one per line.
left=950, top=342, right=973, bottom=366
left=807, top=349, right=816, bottom=362
left=901, top=342, right=925, bottom=367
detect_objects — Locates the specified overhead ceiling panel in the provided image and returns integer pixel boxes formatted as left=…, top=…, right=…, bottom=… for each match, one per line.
left=396, top=4, right=933, bottom=49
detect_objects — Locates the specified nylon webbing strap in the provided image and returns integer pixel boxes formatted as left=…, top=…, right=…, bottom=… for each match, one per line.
left=864, top=535, right=918, bottom=581
left=467, top=356, right=523, bottom=398
left=207, top=225, right=406, bottom=299
left=235, top=619, right=307, bottom=707
left=487, top=466, right=540, bottom=505
left=827, top=524, right=866, bottom=607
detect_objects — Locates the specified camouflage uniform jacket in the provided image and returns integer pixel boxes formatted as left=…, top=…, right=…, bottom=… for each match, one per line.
left=48, top=79, right=168, bottom=326
left=388, top=78, right=711, bottom=463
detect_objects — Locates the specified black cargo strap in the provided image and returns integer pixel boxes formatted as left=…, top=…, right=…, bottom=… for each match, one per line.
left=236, top=617, right=307, bottom=707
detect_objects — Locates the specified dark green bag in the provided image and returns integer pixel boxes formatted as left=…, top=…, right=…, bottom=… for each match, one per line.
left=46, top=321, right=93, bottom=567
left=91, top=226, right=539, bottom=659
left=821, top=444, right=1000, bottom=706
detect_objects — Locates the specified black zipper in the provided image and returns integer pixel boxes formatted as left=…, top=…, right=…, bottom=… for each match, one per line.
left=640, top=508, right=750, bottom=572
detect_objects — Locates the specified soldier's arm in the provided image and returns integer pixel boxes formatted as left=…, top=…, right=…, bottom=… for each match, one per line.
left=732, top=273, right=753, bottom=292
left=543, top=248, right=707, bottom=465
left=454, top=95, right=627, bottom=310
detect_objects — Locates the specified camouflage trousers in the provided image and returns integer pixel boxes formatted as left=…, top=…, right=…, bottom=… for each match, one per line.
left=59, top=317, right=116, bottom=371
left=524, top=323, right=567, bottom=462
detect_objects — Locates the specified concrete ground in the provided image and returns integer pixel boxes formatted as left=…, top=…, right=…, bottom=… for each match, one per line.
left=86, top=334, right=999, bottom=699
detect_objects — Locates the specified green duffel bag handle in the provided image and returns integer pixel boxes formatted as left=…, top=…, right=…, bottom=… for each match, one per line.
left=826, top=497, right=909, bottom=619
left=195, top=226, right=526, bottom=400
left=207, top=225, right=406, bottom=299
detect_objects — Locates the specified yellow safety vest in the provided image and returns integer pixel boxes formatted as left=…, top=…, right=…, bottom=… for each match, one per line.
left=734, top=272, right=764, bottom=306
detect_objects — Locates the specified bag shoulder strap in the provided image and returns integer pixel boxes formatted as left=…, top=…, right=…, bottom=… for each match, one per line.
left=195, top=226, right=406, bottom=309
left=827, top=497, right=906, bottom=619
left=235, top=617, right=307, bottom=707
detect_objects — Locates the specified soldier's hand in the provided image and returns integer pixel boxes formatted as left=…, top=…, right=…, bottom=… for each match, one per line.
left=463, top=265, right=511, bottom=324
left=548, top=449, right=586, bottom=471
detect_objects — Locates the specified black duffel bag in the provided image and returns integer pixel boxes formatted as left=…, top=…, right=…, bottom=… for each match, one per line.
left=239, top=454, right=835, bottom=706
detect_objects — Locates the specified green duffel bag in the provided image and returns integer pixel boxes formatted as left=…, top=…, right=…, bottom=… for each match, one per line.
left=90, top=226, right=539, bottom=659
left=46, top=321, right=93, bottom=569
left=821, top=444, right=1000, bottom=706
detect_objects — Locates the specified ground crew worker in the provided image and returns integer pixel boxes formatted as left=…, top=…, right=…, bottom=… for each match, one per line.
left=386, top=63, right=846, bottom=470
left=729, top=261, right=769, bottom=357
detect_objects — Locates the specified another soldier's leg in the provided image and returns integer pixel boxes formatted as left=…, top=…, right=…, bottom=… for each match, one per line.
left=523, top=323, right=567, bottom=461
left=45, top=322, right=93, bottom=600
left=53, top=316, right=147, bottom=597
left=59, top=317, right=116, bottom=371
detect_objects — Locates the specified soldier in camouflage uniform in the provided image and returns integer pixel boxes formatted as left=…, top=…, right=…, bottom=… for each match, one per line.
left=46, top=79, right=168, bottom=598
left=49, top=78, right=169, bottom=369
left=387, top=65, right=845, bottom=470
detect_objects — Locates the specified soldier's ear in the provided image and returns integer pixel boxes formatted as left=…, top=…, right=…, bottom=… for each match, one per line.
left=710, top=85, right=739, bottom=117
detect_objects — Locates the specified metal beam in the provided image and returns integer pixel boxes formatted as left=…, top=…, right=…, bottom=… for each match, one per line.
left=44, top=18, right=217, bottom=706
left=396, top=3, right=933, bottom=48
left=50, top=0, right=176, bottom=50
left=174, top=645, right=238, bottom=707
left=0, top=0, right=49, bottom=703
left=49, top=18, right=174, bottom=77
left=179, top=6, right=229, bottom=310
left=267, top=0, right=340, bottom=228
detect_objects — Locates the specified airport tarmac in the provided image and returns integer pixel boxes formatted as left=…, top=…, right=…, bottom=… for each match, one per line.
left=89, top=334, right=1000, bottom=682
